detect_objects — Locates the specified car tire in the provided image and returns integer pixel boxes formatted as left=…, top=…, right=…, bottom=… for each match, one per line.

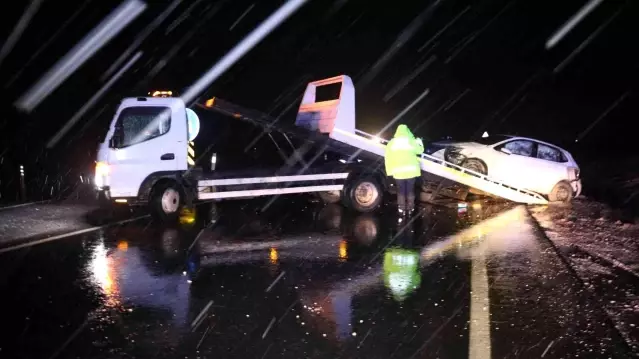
left=548, top=181, right=573, bottom=203
left=318, top=190, right=342, bottom=204
left=461, top=158, right=487, bottom=176
left=151, top=180, right=183, bottom=222
left=347, top=177, right=383, bottom=213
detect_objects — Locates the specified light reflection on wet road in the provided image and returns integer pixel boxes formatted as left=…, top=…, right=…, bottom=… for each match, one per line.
left=0, top=199, right=633, bottom=358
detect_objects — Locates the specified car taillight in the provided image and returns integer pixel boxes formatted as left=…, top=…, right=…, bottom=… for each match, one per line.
left=568, top=167, right=579, bottom=180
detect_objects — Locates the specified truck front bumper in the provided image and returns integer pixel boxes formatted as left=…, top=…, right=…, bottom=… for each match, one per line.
left=96, top=187, right=143, bottom=206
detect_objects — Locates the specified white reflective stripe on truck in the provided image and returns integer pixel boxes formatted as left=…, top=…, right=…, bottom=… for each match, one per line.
left=198, top=173, right=349, bottom=186
left=198, top=184, right=344, bottom=200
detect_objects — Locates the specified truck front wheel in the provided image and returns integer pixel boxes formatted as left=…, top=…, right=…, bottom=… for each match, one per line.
left=151, top=181, right=183, bottom=222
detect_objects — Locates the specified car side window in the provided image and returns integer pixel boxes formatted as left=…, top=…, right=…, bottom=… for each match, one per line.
left=501, top=140, right=534, bottom=157
left=537, top=143, right=566, bottom=162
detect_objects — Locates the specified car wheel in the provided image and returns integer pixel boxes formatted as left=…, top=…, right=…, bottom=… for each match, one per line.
left=461, top=159, right=487, bottom=176
left=548, top=181, right=573, bottom=203
left=347, top=177, right=383, bottom=213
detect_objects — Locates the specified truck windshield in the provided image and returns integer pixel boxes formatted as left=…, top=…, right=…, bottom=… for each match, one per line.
left=112, top=106, right=171, bottom=148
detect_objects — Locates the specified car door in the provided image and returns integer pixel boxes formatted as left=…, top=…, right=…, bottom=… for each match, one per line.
left=524, top=142, right=570, bottom=194
left=489, top=139, right=538, bottom=189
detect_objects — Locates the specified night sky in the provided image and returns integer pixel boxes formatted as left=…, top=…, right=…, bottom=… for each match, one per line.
left=0, top=0, right=637, bottom=200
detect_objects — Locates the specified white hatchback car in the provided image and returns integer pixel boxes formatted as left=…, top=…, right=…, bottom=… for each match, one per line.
left=427, top=134, right=582, bottom=202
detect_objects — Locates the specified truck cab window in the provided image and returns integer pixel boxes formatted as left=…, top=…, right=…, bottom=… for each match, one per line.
left=112, top=107, right=171, bottom=148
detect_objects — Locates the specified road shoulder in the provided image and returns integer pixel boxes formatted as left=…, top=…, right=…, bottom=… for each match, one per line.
left=529, top=199, right=639, bottom=353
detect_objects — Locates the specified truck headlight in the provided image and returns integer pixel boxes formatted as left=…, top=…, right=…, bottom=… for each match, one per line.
left=95, top=161, right=109, bottom=188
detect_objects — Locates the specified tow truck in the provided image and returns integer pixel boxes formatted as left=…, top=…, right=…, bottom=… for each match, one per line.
left=95, top=75, right=548, bottom=221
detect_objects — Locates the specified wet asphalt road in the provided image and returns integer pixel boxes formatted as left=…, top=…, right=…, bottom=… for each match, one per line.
left=0, top=198, right=634, bottom=359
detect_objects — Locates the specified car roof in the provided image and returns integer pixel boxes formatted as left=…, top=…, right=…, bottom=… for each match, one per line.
left=432, top=134, right=571, bottom=154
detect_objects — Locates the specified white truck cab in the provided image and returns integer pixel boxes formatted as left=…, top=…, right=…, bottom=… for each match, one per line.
left=95, top=96, right=195, bottom=218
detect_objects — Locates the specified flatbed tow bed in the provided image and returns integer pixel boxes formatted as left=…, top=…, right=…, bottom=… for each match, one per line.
left=95, top=75, right=546, bottom=222
left=197, top=75, right=548, bottom=206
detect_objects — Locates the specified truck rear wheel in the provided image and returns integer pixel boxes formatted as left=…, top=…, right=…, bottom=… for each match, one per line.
left=151, top=181, right=183, bottom=222
left=347, top=177, right=383, bottom=213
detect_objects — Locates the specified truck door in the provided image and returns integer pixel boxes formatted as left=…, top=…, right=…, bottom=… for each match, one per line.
left=107, top=101, right=187, bottom=198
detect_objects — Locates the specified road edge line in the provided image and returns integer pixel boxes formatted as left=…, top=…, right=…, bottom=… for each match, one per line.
left=0, top=215, right=149, bottom=254
left=0, top=200, right=51, bottom=211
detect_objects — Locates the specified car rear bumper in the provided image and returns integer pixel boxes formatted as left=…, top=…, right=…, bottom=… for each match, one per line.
left=571, top=179, right=582, bottom=197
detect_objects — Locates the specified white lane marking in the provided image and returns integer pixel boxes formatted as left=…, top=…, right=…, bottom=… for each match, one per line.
left=0, top=215, right=149, bottom=254
left=0, top=200, right=50, bottom=211
left=198, top=173, right=349, bottom=187
left=469, top=253, right=492, bottom=359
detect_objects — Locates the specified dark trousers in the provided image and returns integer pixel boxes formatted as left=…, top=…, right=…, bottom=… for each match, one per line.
left=396, top=178, right=416, bottom=212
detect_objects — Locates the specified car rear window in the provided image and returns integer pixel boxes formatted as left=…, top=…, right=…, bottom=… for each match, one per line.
left=537, top=143, right=567, bottom=163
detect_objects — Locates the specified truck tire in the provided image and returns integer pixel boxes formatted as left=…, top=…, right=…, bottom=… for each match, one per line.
left=548, top=181, right=573, bottom=203
left=461, top=158, right=487, bottom=176
left=151, top=180, right=183, bottom=222
left=318, top=190, right=342, bottom=204
left=347, top=177, right=383, bottom=213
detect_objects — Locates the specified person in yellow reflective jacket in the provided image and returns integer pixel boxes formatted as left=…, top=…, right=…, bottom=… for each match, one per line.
left=384, top=124, right=424, bottom=215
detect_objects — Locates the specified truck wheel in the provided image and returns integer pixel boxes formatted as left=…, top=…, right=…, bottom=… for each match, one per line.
left=347, top=177, right=383, bottom=213
left=461, top=159, right=487, bottom=176
left=151, top=181, right=182, bottom=222
left=318, top=190, right=342, bottom=204
left=548, top=181, right=573, bottom=203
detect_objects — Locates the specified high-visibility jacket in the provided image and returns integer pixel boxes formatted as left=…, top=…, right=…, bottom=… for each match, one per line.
left=384, top=124, right=424, bottom=179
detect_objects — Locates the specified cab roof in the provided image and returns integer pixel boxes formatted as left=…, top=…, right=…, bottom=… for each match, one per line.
left=120, top=96, right=185, bottom=108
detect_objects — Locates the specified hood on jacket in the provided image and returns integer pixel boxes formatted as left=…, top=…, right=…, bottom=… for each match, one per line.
left=394, top=124, right=414, bottom=139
